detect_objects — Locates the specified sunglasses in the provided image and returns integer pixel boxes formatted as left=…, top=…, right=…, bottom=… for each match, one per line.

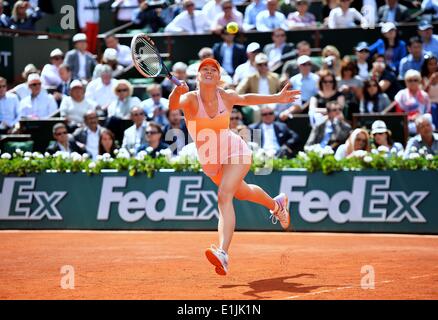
left=151, top=93, right=161, bottom=97
left=52, top=56, right=63, bottom=60
left=261, top=112, right=274, bottom=116
left=301, top=63, right=312, bottom=66
left=146, top=131, right=159, bottom=135
left=322, top=80, right=334, bottom=84
left=257, top=63, right=268, bottom=67
left=223, top=6, right=232, bottom=10
left=230, top=117, right=240, bottom=121
left=274, top=34, right=286, bottom=37
left=132, top=112, right=144, bottom=116
left=117, top=88, right=129, bottom=93
left=29, top=83, right=41, bottom=87
left=55, top=131, right=68, bottom=136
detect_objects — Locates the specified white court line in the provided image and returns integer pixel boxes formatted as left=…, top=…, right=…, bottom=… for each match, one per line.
left=0, top=230, right=437, bottom=239
left=283, top=273, right=438, bottom=300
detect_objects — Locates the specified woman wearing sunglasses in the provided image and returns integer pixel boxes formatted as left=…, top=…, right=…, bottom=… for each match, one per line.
left=169, top=58, right=300, bottom=276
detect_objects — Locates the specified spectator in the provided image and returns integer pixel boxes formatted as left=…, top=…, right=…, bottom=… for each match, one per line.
left=369, top=22, right=407, bottom=73
left=322, top=0, right=338, bottom=25
left=187, top=47, right=232, bottom=84
left=321, top=45, right=342, bottom=77
left=328, top=0, right=368, bottom=29
left=338, top=59, right=363, bottom=120
left=54, top=64, right=73, bottom=102
left=163, top=108, right=189, bottom=154
left=309, top=70, right=345, bottom=126
left=9, top=64, right=39, bottom=101
left=334, top=128, right=370, bottom=160
left=233, top=42, right=261, bottom=86
left=0, top=77, right=20, bottom=134
left=65, top=33, right=97, bottom=81
left=287, top=0, right=316, bottom=29
left=60, top=80, right=97, bottom=127
left=41, top=49, right=64, bottom=90
left=107, top=79, right=141, bottom=118
left=212, top=28, right=247, bottom=77
left=421, top=0, right=438, bottom=21
left=229, top=108, right=244, bottom=130
left=421, top=54, right=438, bottom=128
left=360, top=79, right=391, bottom=113
left=9, top=0, right=41, bottom=31
left=399, top=36, right=427, bottom=79
left=305, top=100, right=351, bottom=151
left=137, top=121, right=170, bottom=157
left=104, top=34, right=132, bottom=67
left=19, top=74, right=57, bottom=120
left=85, top=65, right=117, bottom=113
left=404, top=114, right=438, bottom=158
left=0, top=1, right=11, bottom=28
left=121, top=106, right=147, bottom=150
left=73, top=110, right=103, bottom=160
left=111, top=0, right=139, bottom=26
left=281, top=40, right=320, bottom=80
left=46, top=123, right=85, bottom=155
left=249, top=104, right=300, bottom=158
left=131, top=0, right=167, bottom=33
left=92, top=48, right=124, bottom=79
left=371, top=53, right=401, bottom=100
left=394, top=69, right=431, bottom=135
left=255, top=0, right=288, bottom=32
left=289, top=55, right=319, bottom=107
left=211, top=0, right=243, bottom=34
left=370, top=120, right=404, bottom=154
left=236, top=53, right=281, bottom=95
left=161, top=62, right=196, bottom=98
left=99, top=128, right=118, bottom=158
left=417, top=20, right=438, bottom=59
left=354, top=41, right=371, bottom=81
left=357, top=0, right=378, bottom=27
left=77, top=0, right=110, bottom=54
left=164, top=0, right=210, bottom=33
left=141, top=84, right=169, bottom=126
left=242, top=0, right=266, bottom=31
left=263, top=28, right=296, bottom=73
left=378, top=0, right=410, bottom=23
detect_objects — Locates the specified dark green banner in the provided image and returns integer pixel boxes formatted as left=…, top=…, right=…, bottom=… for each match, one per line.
left=0, top=170, right=437, bottom=234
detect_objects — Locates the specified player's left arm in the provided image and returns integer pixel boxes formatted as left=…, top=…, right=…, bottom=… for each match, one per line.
left=224, top=83, right=300, bottom=107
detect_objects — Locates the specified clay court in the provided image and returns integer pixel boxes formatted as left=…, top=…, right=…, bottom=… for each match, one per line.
left=0, top=231, right=437, bottom=300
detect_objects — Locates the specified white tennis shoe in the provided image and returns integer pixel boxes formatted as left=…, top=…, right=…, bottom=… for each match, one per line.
left=205, top=245, right=229, bottom=276
left=270, top=193, right=291, bottom=230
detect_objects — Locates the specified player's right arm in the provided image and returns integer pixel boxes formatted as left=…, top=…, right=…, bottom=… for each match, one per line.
left=169, top=81, right=191, bottom=112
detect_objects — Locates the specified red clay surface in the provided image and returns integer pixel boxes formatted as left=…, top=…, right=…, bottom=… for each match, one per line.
left=0, top=231, right=437, bottom=300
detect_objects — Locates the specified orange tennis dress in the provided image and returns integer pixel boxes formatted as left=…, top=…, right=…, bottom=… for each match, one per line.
left=186, top=90, right=252, bottom=177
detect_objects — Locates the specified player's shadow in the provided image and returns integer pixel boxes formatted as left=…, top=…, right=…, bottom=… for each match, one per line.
left=220, top=273, right=335, bottom=299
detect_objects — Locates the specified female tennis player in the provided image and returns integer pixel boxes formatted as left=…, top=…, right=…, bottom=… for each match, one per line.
left=169, top=58, right=300, bottom=276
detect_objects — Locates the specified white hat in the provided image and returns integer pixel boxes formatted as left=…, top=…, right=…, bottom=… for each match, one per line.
left=297, top=55, right=311, bottom=65
left=371, top=120, right=390, bottom=135
left=103, top=48, right=118, bottom=61
left=27, top=73, right=41, bottom=84
left=70, top=79, right=84, bottom=89
left=50, top=48, right=64, bottom=58
left=381, top=22, right=396, bottom=34
left=255, top=53, right=268, bottom=64
left=246, top=42, right=260, bottom=53
left=72, top=33, right=87, bottom=43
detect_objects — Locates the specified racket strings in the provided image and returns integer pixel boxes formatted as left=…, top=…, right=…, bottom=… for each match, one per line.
left=133, top=37, right=162, bottom=77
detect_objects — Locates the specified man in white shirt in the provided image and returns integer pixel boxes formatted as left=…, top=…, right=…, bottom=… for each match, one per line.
left=111, top=0, right=139, bottom=25
left=60, top=80, right=97, bottom=126
left=0, top=77, right=20, bottom=133
left=255, top=0, right=287, bottom=32
left=164, top=0, right=210, bottom=33
left=9, top=64, right=39, bottom=101
left=122, top=106, right=148, bottom=150
left=41, top=48, right=64, bottom=89
left=73, top=110, right=102, bottom=160
left=19, top=74, right=58, bottom=119
left=140, top=84, right=169, bottom=126
left=328, top=0, right=368, bottom=29
left=85, top=65, right=117, bottom=112
left=233, top=42, right=261, bottom=86
left=104, top=34, right=132, bottom=67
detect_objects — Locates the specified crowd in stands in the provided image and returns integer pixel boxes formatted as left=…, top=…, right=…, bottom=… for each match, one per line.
left=1, top=0, right=438, bottom=162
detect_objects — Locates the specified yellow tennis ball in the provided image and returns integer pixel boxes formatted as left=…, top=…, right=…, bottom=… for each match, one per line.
left=226, top=22, right=239, bottom=34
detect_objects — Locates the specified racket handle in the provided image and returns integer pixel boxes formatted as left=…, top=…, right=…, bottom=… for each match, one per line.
left=169, top=75, right=181, bottom=86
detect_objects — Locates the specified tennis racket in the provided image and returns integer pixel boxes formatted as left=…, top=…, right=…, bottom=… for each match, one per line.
left=130, top=33, right=181, bottom=86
